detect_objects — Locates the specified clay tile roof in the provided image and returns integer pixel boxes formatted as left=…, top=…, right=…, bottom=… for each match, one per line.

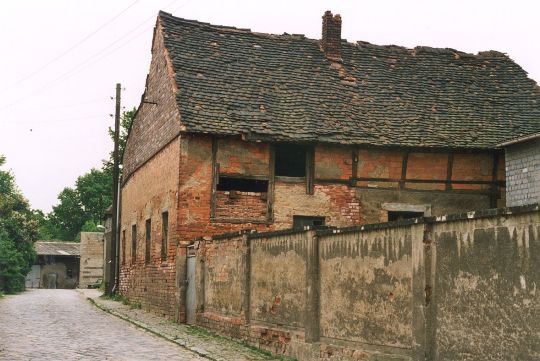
left=35, top=241, right=80, bottom=256
left=158, top=11, right=540, bottom=149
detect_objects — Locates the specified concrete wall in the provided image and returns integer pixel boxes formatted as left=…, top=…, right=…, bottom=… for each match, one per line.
left=319, top=225, right=423, bottom=350
left=186, top=204, right=539, bottom=361
left=39, top=256, right=79, bottom=289
left=431, top=208, right=540, bottom=360
left=79, top=232, right=104, bottom=288
left=505, top=138, right=540, bottom=206
left=251, top=232, right=308, bottom=329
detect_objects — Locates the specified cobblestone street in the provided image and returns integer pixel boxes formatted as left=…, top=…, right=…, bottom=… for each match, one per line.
left=0, top=289, right=206, bottom=360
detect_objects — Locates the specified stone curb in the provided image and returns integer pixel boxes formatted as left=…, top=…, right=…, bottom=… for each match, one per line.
left=85, top=296, right=218, bottom=361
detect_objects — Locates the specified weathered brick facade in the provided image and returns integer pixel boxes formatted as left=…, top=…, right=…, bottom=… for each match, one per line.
left=117, top=11, right=538, bottom=328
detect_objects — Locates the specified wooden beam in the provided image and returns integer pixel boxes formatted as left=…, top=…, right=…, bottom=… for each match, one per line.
left=351, top=147, right=358, bottom=187
left=306, top=146, right=315, bottom=195
left=210, top=138, right=218, bottom=219
left=400, top=152, right=409, bottom=190
left=267, top=144, right=276, bottom=223
left=354, top=176, right=505, bottom=186
left=446, top=153, right=454, bottom=191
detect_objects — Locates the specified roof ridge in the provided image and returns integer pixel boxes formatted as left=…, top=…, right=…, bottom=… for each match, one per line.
left=159, top=11, right=252, bottom=33
left=159, top=10, right=512, bottom=59
left=355, top=40, right=509, bottom=60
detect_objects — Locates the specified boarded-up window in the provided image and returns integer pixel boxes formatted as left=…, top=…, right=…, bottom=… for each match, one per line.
left=161, top=212, right=168, bottom=261
left=131, top=224, right=137, bottom=263
left=217, top=177, right=268, bottom=192
left=145, top=219, right=151, bottom=264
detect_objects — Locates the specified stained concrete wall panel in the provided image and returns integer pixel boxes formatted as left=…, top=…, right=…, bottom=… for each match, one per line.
left=250, top=233, right=307, bottom=328
left=432, top=211, right=540, bottom=360
left=216, top=138, right=269, bottom=175
left=315, top=145, right=352, bottom=180
left=203, top=237, right=246, bottom=316
left=319, top=225, right=423, bottom=349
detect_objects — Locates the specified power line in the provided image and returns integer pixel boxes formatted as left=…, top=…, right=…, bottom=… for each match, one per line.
left=3, top=98, right=109, bottom=112
left=0, top=0, right=186, bottom=113
left=1, top=114, right=108, bottom=126
left=0, top=0, right=140, bottom=95
left=0, top=0, right=191, bottom=115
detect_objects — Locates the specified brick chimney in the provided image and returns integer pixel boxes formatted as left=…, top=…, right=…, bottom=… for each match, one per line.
left=321, top=10, right=342, bottom=60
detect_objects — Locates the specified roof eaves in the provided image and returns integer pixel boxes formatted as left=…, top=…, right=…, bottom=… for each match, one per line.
left=497, top=132, right=540, bottom=147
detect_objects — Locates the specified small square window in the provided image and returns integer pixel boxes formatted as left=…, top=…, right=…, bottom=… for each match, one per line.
left=387, top=211, right=423, bottom=221
left=275, top=144, right=307, bottom=177
left=293, top=215, right=325, bottom=229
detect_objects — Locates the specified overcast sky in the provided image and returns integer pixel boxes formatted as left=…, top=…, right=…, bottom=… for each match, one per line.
left=1, top=0, right=539, bottom=213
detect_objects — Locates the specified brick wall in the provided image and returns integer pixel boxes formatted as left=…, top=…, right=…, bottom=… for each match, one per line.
left=122, top=19, right=181, bottom=181
left=273, top=182, right=360, bottom=228
left=79, top=232, right=104, bottom=288
left=505, top=138, right=540, bottom=206
left=120, top=137, right=179, bottom=318
left=321, top=11, right=342, bottom=60
left=215, top=191, right=267, bottom=220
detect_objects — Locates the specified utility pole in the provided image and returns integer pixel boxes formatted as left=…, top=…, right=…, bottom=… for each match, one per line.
left=107, top=83, right=121, bottom=295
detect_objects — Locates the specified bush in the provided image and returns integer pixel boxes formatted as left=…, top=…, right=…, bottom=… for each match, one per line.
left=0, top=155, right=38, bottom=294
left=0, top=239, right=27, bottom=293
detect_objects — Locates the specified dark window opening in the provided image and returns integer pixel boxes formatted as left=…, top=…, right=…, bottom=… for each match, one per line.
left=121, top=230, right=126, bottom=265
left=66, top=268, right=73, bottom=278
left=217, top=177, right=268, bottom=192
left=131, top=224, right=137, bottom=263
left=275, top=144, right=306, bottom=177
left=387, top=211, right=424, bottom=222
left=161, top=212, right=169, bottom=261
left=293, top=215, right=325, bottom=229
left=145, top=219, right=151, bottom=264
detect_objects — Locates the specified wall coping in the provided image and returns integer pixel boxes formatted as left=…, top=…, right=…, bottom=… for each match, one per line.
left=195, top=203, right=540, bottom=242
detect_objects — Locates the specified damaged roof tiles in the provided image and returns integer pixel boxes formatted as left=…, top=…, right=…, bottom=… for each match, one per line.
left=158, top=11, right=540, bottom=149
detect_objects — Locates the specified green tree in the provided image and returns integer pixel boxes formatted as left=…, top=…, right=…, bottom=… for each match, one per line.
left=49, top=187, right=86, bottom=241
left=0, top=155, right=37, bottom=293
left=76, top=167, right=112, bottom=223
